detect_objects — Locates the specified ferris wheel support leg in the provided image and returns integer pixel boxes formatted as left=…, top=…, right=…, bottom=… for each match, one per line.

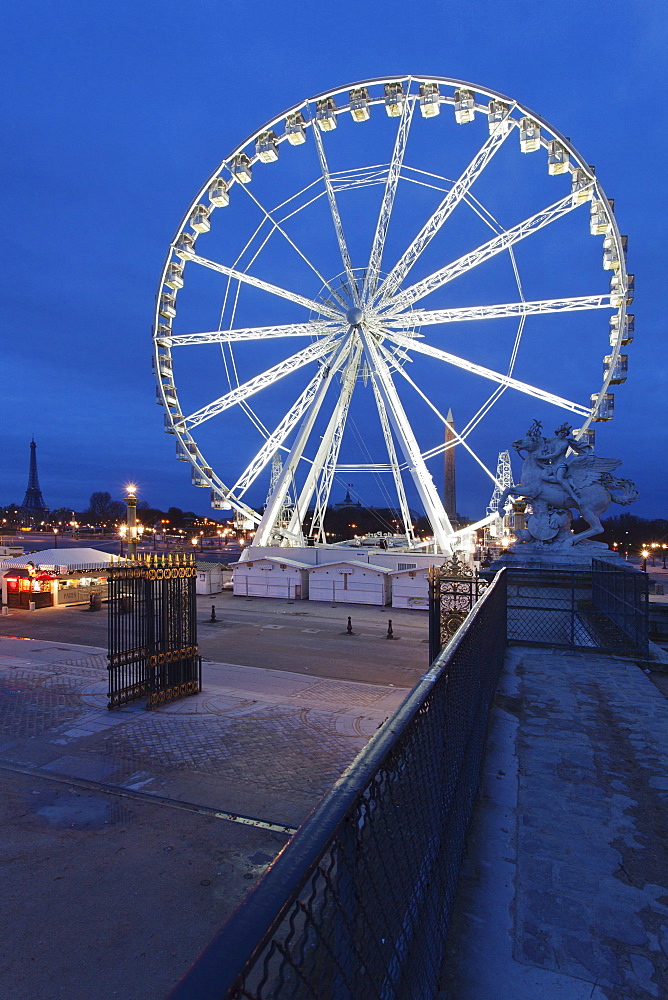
left=289, top=347, right=362, bottom=541
left=358, top=328, right=453, bottom=553
left=254, top=337, right=353, bottom=547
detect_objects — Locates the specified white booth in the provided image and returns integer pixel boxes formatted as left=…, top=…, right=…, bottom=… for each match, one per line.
left=390, top=567, right=431, bottom=610
left=196, top=562, right=224, bottom=595
left=308, top=560, right=391, bottom=606
left=233, top=557, right=309, bottom=600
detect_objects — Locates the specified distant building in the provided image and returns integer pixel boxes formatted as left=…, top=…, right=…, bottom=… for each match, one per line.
left=20, top=439, right=49, bottom=524
left=334, top=489, right=362, bottom=511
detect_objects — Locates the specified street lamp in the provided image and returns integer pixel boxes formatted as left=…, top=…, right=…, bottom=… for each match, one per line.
left=641, top=549, right=649, bottom=572
left=124, top=484, right=138, bottom=558
left=53, top=527, right=58, bottom=549
left=663, top=544, right=667, bottom=570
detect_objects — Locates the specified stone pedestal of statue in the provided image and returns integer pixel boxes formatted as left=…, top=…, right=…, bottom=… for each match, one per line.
left=489, top=539, right=629, bottom=574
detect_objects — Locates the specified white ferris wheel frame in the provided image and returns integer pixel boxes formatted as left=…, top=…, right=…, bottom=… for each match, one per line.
left=153, top=75, right=630, bottom=553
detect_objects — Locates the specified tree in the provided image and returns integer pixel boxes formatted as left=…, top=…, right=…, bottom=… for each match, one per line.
left=83, top=492, right=124, bottom=525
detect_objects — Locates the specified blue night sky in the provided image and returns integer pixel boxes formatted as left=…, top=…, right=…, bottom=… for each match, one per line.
left=2, top=1, right=666, bottom=521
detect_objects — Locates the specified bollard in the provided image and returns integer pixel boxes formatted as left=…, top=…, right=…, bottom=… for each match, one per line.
left=1, top=606, right=8, bottom=616
left=386, top=619, right=394, bottom=639
left=210, top=605, right=217, bottom=622
left=346, top=616, right=353, bottom=635
left=29, top=601, right=36, bottom=612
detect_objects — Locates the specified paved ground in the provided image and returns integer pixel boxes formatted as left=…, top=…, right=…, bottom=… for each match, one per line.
left=441, top=647, right=668, bottom=1000
left=0, top=595, right=423, bottom=1000
left=0, top=591, right=429, bottom=687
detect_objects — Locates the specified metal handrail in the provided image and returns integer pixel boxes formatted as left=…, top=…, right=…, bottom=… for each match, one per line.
left=168, top=568, right=508, bottom=1000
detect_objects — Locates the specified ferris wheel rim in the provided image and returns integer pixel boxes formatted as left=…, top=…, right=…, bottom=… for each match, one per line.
left=153, top=75, right=630, bottom=546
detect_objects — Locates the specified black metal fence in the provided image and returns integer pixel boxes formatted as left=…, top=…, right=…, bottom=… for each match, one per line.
left=591, top=558, right=649, bottom=655
left=168, top=570, right=508, bottom=1000
left=505, top=563, right=648, bottom=654
left=108, top=554, right=201, bottom=710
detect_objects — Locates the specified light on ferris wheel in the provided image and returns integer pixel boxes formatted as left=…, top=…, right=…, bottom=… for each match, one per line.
left=384, top=82, right=405, bottom=117
left=256, top=131, right=279, bottom=162
left=208, top=177, right=230, bottom=207
left=418, top=81, right=440, bottom=117
left=165, top=263, right=184, bottom=290
left=231, top=153, right=252, bottom=183
left=175, top=231, right=197, bottom=259
left=349, top=87, right=371, bottom=123
left=547, top=140, right=569, bottom=175
left=285, top=112, right=306, bottom=144
left=591, top=392, right=615, bottom=421
left=316, top=98, right=338, bottom=131
left=609, top=314, right=634, bottom=346
left=453, top=88, right=475, bottom=125
left=519, top=117, right=541, bottom=153
left=189, top=204, right=211, bottom=233
left=590, top=199, right=611, bottom=235
left=159, top=293, right=176, bottom=319
left=571, top=167, right=593, bottom=205
left=603, top=354, right=628, bottom=385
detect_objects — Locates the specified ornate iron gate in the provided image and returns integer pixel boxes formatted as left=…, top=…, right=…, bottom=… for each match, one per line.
left=107, top=554, right=201, bottom=709
left=428, top=554, right=489, bottom=663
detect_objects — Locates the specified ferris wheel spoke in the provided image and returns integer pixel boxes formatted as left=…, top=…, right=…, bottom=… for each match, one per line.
left=363, top=95, right=415, bottom=300
left=166, top=321, right=341, bottom=348
left=387, top=294, right=615, bottom=328
left=185, top=252, right=342, bottom=320
left=292, top=347, right=362, bottom=542
left=235, top=182, right=349, bottom=309
left=387, top=331, right=590, bottom=417
left=379, top=345, right=497, bottom=485
left=368, top=372, right=416, bottom=545
left=377, top=111, right=515, bottom=304
left=255, top=335, right=355, bottom=545
left=229, top=371, right=330, bottom=499
left=185, top=337, right=338, bottom=429
left=312, top=125, right=360, bottom=304
left=386, top=189, right=592, bottom=314
left=358, top=328, right=453, bottom=549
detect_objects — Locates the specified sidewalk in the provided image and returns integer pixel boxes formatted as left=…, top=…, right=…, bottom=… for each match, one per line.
left=0, top=635, right=405, bottom=1000
left=441, top=647, right=668, bottom=999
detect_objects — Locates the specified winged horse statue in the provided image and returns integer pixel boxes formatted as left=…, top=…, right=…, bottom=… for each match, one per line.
left=496, top=420, right=638, bottom=546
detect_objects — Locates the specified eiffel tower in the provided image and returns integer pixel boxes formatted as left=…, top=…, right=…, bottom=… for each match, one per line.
left=20, top=439, right=49, bottom=523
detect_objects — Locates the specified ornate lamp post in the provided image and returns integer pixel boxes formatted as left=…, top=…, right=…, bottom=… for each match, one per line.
left=641, top=548, right=649, bottom=573
left=125, top=484, right=138, bottom=559
left=53, top=527, right=58, bottom=549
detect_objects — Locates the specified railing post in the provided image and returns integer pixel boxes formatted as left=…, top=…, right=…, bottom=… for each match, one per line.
left=428, top=567, right=441, bottom=665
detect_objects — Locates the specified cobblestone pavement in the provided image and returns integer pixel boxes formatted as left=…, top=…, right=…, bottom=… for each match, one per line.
left=0, top=637, right=404, bottom=829
left=442, top=648, right=668, bottom=999
left=0, top=590, right=430, bottom=687
left=0, top=633, right=407, bottom=999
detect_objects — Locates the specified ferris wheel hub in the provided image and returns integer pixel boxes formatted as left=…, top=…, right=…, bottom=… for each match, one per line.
left=346, top=307, right=364, bottom=326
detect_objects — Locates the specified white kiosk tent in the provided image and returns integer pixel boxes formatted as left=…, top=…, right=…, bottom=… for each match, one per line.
left=195, top=561, right=224, bottom=595
left=233, top=557, right=310, bottom=600
left=390, top=567, right=431, bottom=611
left=308, top=561, right=391, bottom=606
left=0, top=548, right=116, bottom=608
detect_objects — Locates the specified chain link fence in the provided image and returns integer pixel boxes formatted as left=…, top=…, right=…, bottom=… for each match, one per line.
left=168, top=570, right=508, bottom=1000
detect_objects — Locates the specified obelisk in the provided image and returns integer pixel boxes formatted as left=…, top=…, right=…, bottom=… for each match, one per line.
left=444, top=408, right=457, bottom=527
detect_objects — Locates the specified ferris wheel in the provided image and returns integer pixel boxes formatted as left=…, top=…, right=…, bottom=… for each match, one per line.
left=153, top=76, right=631, bottom=552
